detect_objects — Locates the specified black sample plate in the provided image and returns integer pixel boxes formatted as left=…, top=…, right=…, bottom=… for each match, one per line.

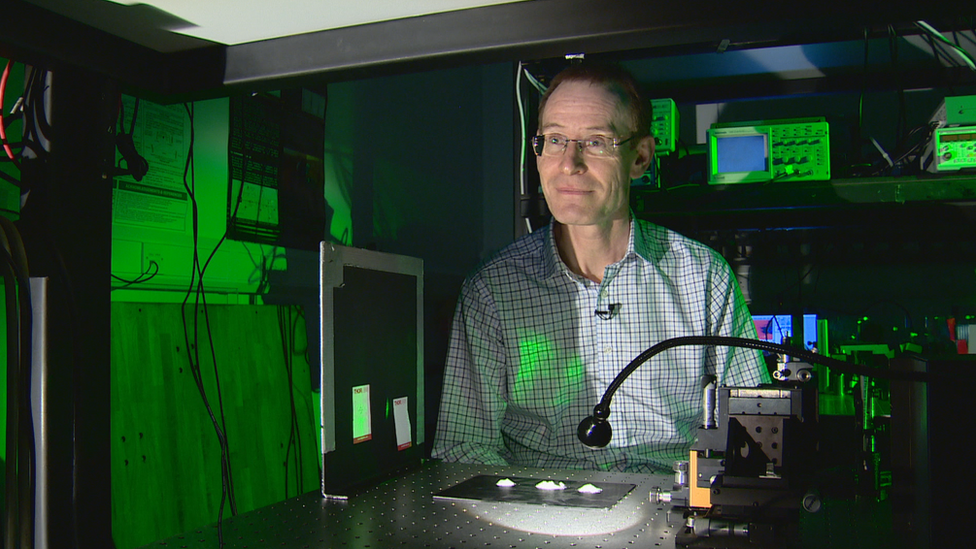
left=434, top=475, right=636, bottom=508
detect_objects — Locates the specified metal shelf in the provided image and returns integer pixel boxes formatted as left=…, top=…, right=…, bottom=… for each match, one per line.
left=633, top=173, right=976, bottom=232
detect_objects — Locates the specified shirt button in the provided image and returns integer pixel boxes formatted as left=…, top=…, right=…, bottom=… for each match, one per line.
left=603, top=346, right=613, bottom=354
left=600, top=290, right=608, bottom=298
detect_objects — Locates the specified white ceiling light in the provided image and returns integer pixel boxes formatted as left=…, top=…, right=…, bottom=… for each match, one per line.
left=101, top=0, right=531, bottom=45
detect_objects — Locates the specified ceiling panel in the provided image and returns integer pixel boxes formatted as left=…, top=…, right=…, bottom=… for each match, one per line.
left=24, top=0, right=531, bottom=51
left=6, top=0, right=975, bottom=101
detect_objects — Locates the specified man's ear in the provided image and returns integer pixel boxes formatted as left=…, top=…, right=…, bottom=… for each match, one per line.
left=629, top=135, right=655, bottom=179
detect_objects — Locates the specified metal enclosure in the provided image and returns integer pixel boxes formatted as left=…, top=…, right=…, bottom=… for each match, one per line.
left=319, top=243, right=425, bottom=494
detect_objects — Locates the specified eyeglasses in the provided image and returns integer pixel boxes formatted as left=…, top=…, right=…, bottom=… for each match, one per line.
left=531, top=134, right=636, bottom=157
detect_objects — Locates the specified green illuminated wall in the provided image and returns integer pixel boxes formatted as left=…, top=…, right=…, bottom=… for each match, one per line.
left=110, top=97, right=286, bottom=304
left=108, top=95, right=325, bottom=548
left=110, top=302, right=319, bottom=549
left=110, top=63, right=515, bottom=307
left=107, top=62, right=516, bottom=548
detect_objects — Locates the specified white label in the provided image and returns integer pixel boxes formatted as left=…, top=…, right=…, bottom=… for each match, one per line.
left=352, top=385, right=372, bottom=444
left=393, top=397, right=412, bottom=451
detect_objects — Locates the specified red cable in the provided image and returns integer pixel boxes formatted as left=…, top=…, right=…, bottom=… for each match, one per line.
left=0, top=59, right=21, bottom=169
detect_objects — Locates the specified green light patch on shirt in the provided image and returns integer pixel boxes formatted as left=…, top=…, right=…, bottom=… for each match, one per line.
left=515, top=333, right=583, bottom=409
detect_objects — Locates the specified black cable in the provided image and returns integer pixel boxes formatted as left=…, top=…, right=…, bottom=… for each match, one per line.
left=290, top=306, right=306, bottom=492
left=17, top=70, right=49, bottom=161
left=0, top=140, right=27, bottom=157
left=15, top=266, right=32, bottom=549
left=177, top=102, right=235, bottom=547
left=16, top=68, right=51, bottom=214
left=129, top=98, right=139, bottom=136
left=920, top=32, right=959, bottom=69
left=179, top=156, right=233, bottom=544
left=186, top=104, right=240, bottom=515
left=110, top=259, right=159, bottom=290
left=768, top=260, right=817, bottom=306
left=771, top=315, right=786, bottom=343
left=196, top=280, right=238, bottom=512
left=854, top=299, right=915, bottom=333
left=182, top=109, right=234, bottom=527
left=0, top=218, right=34, bottom=549
left=854, top=27, right=869, bottom=168
left=1, top=110, right=23, bottom=125
left=28, top=69, right=51, bottom=142
left=888, top=25, right=908, bottom=153
left=117, top=95, right=125, bottom=136
left=15, top=140, right=45, bottom=163
left=280, top=306, right=291, bottom=496
left=0, top=170, right=19, bottom=187
left=279, top=306, right=298, bottom=497
left=114, top=96, right=148, bottom=181
left=3, top=261, right=21, bottom=549
left=21, top=69, right=50, bottom=161
left=886, top=122, right=939, bottom=174
left=280, top=305, right=305, bottom=496
left=590, top=336, right=929, bottom=421
left=0, top=110, right=25, bottom=169
left=958, top=27, right=976, bottom=49
left=923, top=22, right=976, bottom=70
left=855, top=119, right=936, bottom=176
left=290, top=305, right=322, bottom=480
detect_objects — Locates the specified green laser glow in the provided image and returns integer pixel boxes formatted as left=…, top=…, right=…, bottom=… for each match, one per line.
left=514, top=333, right=583, bottom=409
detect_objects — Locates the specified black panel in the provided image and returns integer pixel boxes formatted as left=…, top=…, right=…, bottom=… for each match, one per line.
left=17, top=65, right=117, bottom=549
left=326, top=266, right=422, bottom=494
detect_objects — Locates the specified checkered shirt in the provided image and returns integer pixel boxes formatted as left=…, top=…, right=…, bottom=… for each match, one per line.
left=431, top=217, right=770, bottom=473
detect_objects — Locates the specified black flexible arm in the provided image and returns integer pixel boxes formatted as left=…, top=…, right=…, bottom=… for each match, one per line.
left=578, top=335, right=930, bottom=448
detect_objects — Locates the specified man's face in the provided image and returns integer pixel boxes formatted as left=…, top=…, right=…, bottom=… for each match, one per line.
left=536, top=80, right=653, bottom=229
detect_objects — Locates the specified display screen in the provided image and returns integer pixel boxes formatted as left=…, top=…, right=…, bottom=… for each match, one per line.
left=716, top=134, right=768, bottom=173
left=753, top=313, right=818, bottom=351
left=940, top=131, right=976, bottom=142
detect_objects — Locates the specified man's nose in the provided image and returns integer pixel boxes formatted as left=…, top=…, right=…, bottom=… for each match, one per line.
left=560, top=142, right=587, bottom=173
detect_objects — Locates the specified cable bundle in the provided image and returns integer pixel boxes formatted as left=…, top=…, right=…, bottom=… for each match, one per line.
left=1, top=216, right=34, bottom=549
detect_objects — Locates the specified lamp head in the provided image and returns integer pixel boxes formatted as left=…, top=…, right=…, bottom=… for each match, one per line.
left=577, top=405, right=612, bottom=448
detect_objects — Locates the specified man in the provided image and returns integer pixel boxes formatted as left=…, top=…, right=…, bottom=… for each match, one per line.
left=432, top=63, right=769, bottom=473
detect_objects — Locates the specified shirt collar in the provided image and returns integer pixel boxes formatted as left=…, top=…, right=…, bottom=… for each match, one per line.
left=543, top=211, right=655, bottom=280
left=542, top=221, right=564, bottom=280
left=631, top=212, right=669, bottom=265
